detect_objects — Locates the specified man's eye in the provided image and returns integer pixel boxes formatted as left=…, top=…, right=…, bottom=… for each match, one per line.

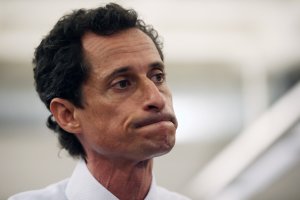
left=113, top=79, right=131, bottom=89
left=151, top=73, right=165, bottom=84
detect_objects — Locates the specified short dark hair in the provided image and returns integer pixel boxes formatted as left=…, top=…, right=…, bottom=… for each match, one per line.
left=33, top=3, right=164, bottom=158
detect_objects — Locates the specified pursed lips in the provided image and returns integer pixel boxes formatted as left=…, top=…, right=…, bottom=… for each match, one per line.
left=133, top=114, right=178, bottom=129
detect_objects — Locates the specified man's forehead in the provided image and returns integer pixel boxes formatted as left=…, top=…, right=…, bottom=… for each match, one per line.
left=81, top=28, right=160, bottom=70
left=81, top=28, right=151, bottom=53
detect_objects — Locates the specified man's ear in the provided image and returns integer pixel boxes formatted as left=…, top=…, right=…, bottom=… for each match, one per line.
left=50, top=98, right=82, bottom=134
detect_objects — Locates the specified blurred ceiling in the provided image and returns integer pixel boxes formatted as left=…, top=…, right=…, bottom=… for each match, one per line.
left=1, top=0, right=300, bottom=67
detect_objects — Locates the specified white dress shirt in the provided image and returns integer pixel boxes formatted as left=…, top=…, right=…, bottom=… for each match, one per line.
left=9, top=160, right=190, bottom=200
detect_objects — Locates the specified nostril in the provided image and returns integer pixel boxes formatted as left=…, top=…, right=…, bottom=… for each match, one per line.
left=147, top=104, right=160, bottom=111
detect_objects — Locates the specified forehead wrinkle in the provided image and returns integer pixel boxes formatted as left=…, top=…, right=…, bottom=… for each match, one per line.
left=82, top=29, right=156, bottom=57
left=101, top=42, right=157, bottom=59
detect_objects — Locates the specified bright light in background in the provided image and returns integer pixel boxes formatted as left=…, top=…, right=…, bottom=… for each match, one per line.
left=173, top=93, right=241, bottom=143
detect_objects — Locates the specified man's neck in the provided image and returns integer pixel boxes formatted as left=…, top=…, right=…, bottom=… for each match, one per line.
left=86, top=156, right=153, bottom=200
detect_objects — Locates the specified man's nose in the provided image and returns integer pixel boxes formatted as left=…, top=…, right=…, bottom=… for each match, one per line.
left=141, top=80, right=165, bottom=112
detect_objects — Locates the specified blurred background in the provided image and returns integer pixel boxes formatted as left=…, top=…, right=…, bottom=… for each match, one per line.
left=1, top=0, right=300, bottom=199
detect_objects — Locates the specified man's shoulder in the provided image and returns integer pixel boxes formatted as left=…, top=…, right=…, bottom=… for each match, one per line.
left=156, top=186, right=191, bottom=200
left=8, top=179, right=69, bottom=200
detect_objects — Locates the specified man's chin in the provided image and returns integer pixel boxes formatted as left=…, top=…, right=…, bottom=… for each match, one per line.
left=145, top=135, right=176, bottom=159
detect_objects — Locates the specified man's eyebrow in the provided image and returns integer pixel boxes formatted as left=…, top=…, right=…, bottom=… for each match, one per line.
left=149, top=61, right=165, bottom=70
left=105, top=66, right=130, bottom=82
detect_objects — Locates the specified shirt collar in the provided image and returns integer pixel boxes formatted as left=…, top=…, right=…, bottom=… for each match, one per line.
left=65, top=159, right=158, bottom=200
left=145, top=176, right=158, bottom=200
left=66, top=159, right=118, bottom=200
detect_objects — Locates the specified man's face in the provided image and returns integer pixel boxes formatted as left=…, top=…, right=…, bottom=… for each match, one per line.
left=75, top=28, right=177, bottom=162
